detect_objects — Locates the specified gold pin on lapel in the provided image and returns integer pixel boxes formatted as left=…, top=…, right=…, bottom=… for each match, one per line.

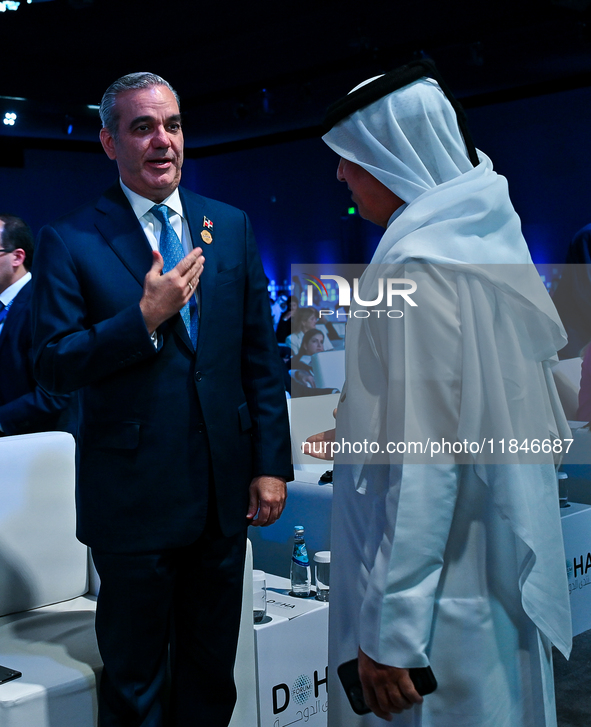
left=201, top=216, right=214, bottom=244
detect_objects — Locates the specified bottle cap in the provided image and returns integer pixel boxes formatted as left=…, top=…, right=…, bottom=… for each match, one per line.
left=294, top=525, right=304, bottom=531
left=314, top=551, right=330, bottom=563
left=253, top=569, right=266, bottom=584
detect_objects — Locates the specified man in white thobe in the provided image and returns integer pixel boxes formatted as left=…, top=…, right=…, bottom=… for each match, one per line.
left=309, top=61, right=572, bottom=727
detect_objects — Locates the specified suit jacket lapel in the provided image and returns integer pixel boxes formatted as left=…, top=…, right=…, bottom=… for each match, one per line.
left=94, top=184, right=153, bottom=289
left=180, top=188, right=218, bottom=356
left=94, top=185, right=219, bottom=355
left=95, top=184, right=194, bottom=351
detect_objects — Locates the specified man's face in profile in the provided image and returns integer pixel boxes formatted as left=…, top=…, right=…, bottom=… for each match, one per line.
left=100, top=85, right=184, bottom=203
left=337, top=157, right=403, bottom=228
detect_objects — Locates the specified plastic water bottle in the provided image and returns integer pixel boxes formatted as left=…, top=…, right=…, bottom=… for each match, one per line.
left=558, top=471, right=569, bottom=508
left=290, top=525, right=311, bottom=597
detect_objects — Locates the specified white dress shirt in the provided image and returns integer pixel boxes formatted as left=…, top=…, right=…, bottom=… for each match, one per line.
left=119, top=180, right=193, bottom=256
left=0, top=271, right=31, bottom=336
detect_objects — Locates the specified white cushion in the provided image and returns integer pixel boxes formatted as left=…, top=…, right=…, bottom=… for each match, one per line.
left=0, top=433, right=87, bottom=616
left=0, top=596, right=100, bottom=727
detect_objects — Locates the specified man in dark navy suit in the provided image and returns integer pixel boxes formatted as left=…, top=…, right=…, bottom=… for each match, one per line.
left=31, top=73, right=292, bottom=727
left=0, top=214, right=72, bottom=435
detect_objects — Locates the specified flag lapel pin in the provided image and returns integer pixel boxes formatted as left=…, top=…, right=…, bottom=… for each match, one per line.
left=201, top=216, right=213, bottom=244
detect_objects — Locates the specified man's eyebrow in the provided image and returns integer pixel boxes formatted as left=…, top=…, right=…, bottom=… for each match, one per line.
left=128, top=114, right=182, bottom=129
left=128, top=115, right=152, bottom=129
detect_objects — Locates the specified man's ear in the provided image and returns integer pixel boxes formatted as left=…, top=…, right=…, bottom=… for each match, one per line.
left=100, top=127, right=117, bottom=160
left=12, top=248, right=26, bottom=268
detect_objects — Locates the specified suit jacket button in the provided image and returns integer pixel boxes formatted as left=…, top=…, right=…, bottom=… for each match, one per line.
left=195, top=371, right=203, bottom=382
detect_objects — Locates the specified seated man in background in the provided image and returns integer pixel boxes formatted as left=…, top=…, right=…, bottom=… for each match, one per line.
left=0, top=214, right=73, bottom=436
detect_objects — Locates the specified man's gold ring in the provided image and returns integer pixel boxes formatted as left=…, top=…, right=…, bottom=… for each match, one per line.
left=188, top=281, right=194, bottom=291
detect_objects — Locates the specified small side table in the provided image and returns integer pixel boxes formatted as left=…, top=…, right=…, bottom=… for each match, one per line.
left=561, top=501, right=591, bottom=636
left=254, top=574, right=329, bottom=727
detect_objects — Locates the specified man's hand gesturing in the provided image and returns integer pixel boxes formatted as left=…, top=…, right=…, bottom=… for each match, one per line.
left=140, top=247, right=204, bottom=334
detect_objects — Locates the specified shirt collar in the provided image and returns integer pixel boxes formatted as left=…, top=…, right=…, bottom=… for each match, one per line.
left=119, top=180, right=184, bottom=221
left=0, top=271, right=31, bottom=307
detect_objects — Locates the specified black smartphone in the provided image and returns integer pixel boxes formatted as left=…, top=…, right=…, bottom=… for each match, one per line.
left=337, top=658, right=371, bottom=715
left=408, top=666, right=438, bottom=696
left=0, top=665, right=22, bottom=685
left=337, top=658, right=437, bottom=715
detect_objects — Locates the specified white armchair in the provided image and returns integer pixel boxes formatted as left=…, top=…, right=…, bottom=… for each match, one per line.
left=0, top=432, right=99, bottom=727
left=0, top=432, right=257, bottom=727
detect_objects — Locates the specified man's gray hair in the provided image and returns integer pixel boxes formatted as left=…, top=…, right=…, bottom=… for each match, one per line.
left=99, top=72, right=180, bottom=137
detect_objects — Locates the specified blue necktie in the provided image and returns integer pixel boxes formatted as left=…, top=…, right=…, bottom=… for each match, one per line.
left=0, top=301, right=9, bottom=327
left=151, top=204, right=199, bottom=347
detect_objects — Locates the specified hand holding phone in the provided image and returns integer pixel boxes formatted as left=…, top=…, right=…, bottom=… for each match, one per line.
left=337, top=657, right=437, bottom=716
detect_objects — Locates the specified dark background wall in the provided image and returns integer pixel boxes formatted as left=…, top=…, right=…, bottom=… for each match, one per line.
left=2, top=84, right=591, bottom=288
left=467, top=85, right=591, bottom=266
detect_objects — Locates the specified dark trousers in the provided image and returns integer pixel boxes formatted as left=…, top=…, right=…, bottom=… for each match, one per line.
left=92, top=508, right=247, bottom=727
